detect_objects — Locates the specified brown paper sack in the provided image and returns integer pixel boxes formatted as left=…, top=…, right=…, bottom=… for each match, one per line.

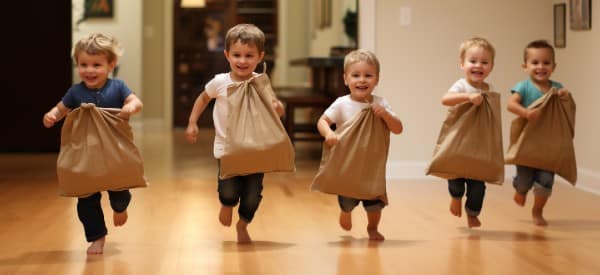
left=505, top=88, right=577, bottom=185
left=57, top=103, right=148, bottom=197
left=426, top=91, right=504, bottom=184
left=219, top=73, right=295, bottom=179
left=311, top=107, right=390, bottom=201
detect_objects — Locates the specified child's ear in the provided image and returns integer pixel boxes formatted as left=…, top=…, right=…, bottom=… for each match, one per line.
left=521, top=63, right=527, bottom=70
left=259, top=51, right=265, bottom=61
left=109, top=61, right=117, bottom=72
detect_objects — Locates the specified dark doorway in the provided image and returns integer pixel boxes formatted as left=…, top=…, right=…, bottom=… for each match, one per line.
left=2, top=1, right=72, bottom=152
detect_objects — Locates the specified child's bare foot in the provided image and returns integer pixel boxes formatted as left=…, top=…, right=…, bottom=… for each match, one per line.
left=467, top=215, right=481, bottom=228
left=513, top=192, right=526, bottom=206
left=532, top=209, right=548, bottom=226
left=87, top=236, right=105, bottom=255
left=236, top=220, right=252, bottom=244
left=219, top=205, right=233, bottom=227
left=450, top=198, right=462, bottom=217
left=339, top=211, right=352, bottom=231
left=367, top=228, right=385, bottom=241
left=113, top=210, right=128, bottom=226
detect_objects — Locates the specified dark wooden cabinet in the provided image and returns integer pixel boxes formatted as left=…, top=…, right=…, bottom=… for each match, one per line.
left=172, top=0, right=278, bottom=128
left=235, top=0, right=278, bottom=75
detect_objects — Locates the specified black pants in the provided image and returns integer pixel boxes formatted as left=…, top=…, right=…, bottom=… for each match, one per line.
left=448, top=178, right=485, bottom=217
left=77, top=190, right=131, bottom=242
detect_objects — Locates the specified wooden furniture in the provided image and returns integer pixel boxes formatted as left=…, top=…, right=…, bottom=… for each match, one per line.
left=277, top=87, right=334, bottom=143
left=277, top=57, right=348, bottom=144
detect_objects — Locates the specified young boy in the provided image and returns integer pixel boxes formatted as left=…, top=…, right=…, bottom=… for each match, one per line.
left=507, top=40, right=570, bottom=226
left=185, top=24, right=284, bottom=243
left=43, top=33, right=143, bottom=254
left=316, top=49, right=402, bottom=241
left=441, top=37, right=495, bottom=228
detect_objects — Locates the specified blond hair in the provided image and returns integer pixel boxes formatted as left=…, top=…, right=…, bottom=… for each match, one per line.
left=459, top=37, right=495, bottom=62
left=343, top=49, right=380, bottom=75
left=71, top=33, right=123, bottom=64
left=224, top=24, right=265, bottom=53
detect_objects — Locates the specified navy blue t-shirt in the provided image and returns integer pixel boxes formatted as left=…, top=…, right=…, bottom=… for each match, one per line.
left=62, top=79, right=132, bottom=109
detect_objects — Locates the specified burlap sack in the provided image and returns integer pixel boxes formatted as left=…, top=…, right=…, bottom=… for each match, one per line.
left=57, top=103, right=148, bottom=197
left=426, top=91, right=504, bottom=184
left=219, top=73, right=295, bottom=179
left=311, top=107, right=390, bottom=201
left=505, top=88, right=577, bottom=184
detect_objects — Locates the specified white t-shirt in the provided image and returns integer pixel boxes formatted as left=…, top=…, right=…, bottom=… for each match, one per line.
left=205, top=72, right=258, bottom=158
left=323, top=94, right=395, bottom=126
left=448, top=78, right=494, bottom=93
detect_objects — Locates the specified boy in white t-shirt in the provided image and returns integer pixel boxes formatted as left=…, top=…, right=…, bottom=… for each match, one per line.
left=185, top=24, right=284, bottom=243
left=440, top=37, right=495, bottom=228
left=317, top=49, right=403, bottom=241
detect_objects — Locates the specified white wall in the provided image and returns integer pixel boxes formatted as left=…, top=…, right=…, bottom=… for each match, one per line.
left=552, top=0, right=600, bottom=193
left=271, top=0, right=310, bottom=87
left=72, top=0, right=143, bottom=102
left=371, top=0, right=554, bottom=178
left=309, top=0, right=354, bottom=56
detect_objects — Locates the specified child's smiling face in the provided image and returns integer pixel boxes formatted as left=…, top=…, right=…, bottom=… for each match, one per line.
left=344, top=61, right=379, bottom=103
left=522, top=48, right=556, bottom=85
left=460, top=46, right=494, bottom=87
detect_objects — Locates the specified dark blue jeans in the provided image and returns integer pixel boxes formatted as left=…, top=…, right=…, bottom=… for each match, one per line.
left=218, top=172, right=264, bottom=223
left=338, top=196, right=385, bottom=212
left=513, top=165, right=555, bottom=197
left=448, top=178, right=485, bottom=217
left=77, top=190, right=131, bottom=242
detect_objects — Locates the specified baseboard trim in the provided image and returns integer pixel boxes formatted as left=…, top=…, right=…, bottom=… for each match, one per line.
left=386, top=161, right=600, bottom=195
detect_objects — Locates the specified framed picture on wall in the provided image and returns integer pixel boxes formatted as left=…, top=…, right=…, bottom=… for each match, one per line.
left=84, top=0, right=114, bottom=18
left=569, top=0, right=591, bottom=30
left=554, top=3, right=566, bottom=48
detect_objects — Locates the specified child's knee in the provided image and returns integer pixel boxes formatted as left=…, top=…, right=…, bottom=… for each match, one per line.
left=338, top=196, right=359, bottom=212
left=533, top=182, right=553, bottom=197
left=108, top=190, right=131, bottom=212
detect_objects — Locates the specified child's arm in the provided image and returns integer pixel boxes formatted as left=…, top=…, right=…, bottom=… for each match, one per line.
left=372, top=104, right=403, bottom=134
left=317, top=115, right=338, bottom=147
left=507, top=93, right=540, bottom=121
left=119, top=93, right=144, bottom=118
left=441, top=92, right=483, bottom=106
left=185, top=91, right=211, bottom=144
left=43, top=102, right=71, bottom=128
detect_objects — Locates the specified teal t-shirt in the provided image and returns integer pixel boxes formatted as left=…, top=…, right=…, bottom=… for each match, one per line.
left=511, top=79, right=563, bottom=107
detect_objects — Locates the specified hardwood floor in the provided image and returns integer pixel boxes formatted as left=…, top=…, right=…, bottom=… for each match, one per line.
left=1, top=126, right=600, bottom=275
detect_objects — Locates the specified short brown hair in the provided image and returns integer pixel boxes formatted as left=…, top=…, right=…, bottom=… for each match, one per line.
left=459, top=37, right=495, bottom=63
left=343, top=49, right=380, bottom=76
left=524, top=40, right=555, bottom=62
left=224, top=24, right=265, bottom=53
left=72, top=33, right=122, bottom=64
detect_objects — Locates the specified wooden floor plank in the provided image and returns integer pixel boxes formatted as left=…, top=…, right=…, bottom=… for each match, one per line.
left=1, top=127, right=599, bottom=275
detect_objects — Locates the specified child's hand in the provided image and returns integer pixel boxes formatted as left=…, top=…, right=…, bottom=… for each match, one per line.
left=558, top=88, right=570, bottom=98
left=272, top=99, right=284, bottom=116
left=526, top=109, right=541, bottom=121
left=324, top=132, right=339, bottom=147
left=469, top=93, right=483, bottom=106
left=43, top=112, right=57, bottom=128
left=372, top=103, right=389, bottom=118
left=185, top=124, right=199, bottom=144
left=117, top=104, right=136, bottom=119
